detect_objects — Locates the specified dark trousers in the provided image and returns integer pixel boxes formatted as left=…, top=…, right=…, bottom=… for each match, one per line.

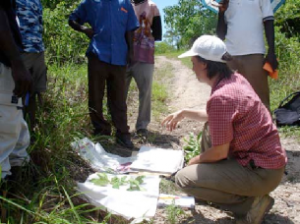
left=88, top=56, right=130, bottom=136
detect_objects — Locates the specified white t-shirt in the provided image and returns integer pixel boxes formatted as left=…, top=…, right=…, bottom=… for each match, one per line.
left=224, top=0, right=274, bottom=56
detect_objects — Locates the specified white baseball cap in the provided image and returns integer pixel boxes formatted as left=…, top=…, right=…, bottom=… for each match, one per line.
left=178, top=35, right=227, bottom=63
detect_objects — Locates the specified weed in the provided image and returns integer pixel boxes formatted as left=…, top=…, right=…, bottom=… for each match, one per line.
left=166, top=200, right=185, bottom=224
left=183, top=132, right=202, bottom=163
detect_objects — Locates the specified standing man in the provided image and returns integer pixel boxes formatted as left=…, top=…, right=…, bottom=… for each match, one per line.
left=69, top=0, right=139, bottom=149
left=126, top=0, right=162, bottom=137
left=162, top=35, right=287, bottom=224
left=16, top=0, right=47, bottom=131
left=0, top=0, right=32, bottom=179
left=216, top=0, right=278, bottom=109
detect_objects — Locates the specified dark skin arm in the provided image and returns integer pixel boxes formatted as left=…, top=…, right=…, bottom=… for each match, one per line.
left=151, top=16, right=162, bottom=41
left=264, top=20, right=278, bottom=70
left=216, top=0, right=229, bottom=40
left=125, top=30, right=134, bottom=65
left=0, top=7, right=31, bottom=97
left=68, top=19, right=94, bottom=39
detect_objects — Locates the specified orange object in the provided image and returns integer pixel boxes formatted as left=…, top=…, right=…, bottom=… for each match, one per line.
left=263, top=62, right=278, bottom=79
left=121, top=7, right=128, bottom=13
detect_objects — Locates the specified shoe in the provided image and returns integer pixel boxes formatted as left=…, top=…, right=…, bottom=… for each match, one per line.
left=136, top=129, right=148, bottom=137
left=116, top=134, right=134, bottom=149
left=236, top=195, right=274, bottom=224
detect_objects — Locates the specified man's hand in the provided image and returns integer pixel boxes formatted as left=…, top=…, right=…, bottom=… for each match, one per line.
left=161, top=110, right=185, bottom=131
left=218, top=0, right=229, bottom=13
left=11, top=59, right=32, bottom=98
left=265, top=51, right=278, bottom=71
left=83, top=28, right=94, bottom=39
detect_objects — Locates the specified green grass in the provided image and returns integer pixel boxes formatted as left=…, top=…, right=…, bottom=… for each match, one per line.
left=157, top=50, right=192, bottom=69
left=269, top=62, right=300, bottom=139
left=151, top=62, right=173, bottom=119
left=0, top=62, right=116, bottom=224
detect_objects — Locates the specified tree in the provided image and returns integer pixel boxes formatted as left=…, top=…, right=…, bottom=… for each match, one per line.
left=275, top=0, right=300, bottom=38
left=163, top=0, right=217, bottom=49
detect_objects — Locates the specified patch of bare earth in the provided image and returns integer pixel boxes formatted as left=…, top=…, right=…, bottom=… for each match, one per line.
left=127, top=56, right=300, bottom=224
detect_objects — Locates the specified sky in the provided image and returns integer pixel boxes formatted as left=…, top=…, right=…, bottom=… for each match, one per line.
left=155, top=0, right=179, bottom=37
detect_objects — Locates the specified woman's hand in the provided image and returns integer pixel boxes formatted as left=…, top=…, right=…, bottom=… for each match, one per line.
left=161, top=110, right=185, bottom=132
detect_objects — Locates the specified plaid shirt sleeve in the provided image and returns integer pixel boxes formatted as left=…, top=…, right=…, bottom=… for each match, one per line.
left=207, top=96, right=236, bottom=146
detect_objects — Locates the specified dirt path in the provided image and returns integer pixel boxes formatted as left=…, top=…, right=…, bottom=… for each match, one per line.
left=128, top=56, right=300, bottom=224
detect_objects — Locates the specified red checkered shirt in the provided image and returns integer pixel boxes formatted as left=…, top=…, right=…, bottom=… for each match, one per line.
left=207, top=73, right=287, bottom=169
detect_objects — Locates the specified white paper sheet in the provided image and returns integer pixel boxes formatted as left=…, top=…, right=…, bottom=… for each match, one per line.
left=71, top=138, right=136, bottom=173
left=77, top=173, right=161, bottom=220
left=130, top=146, right=184, bottom=174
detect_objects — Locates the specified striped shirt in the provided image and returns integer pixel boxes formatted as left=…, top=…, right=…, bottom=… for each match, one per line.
left=207, top=73, right=287, bottom=169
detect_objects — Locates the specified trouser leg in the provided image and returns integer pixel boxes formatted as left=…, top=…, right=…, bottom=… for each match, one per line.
left=0, top=105, right=30, bottom=178
left=106, top=64, right=130, bottom=136
left=176, top=159, right=284, bottom=216
left=88, top=57, right=111, bottom=135
left=125, top=67, right=133, bottom=101
left=176, top=123, right=284, bottom=216
left=0, top=63, right=30, bottom=179
left=228, top=55, right=270, bottom=109
left=131, top=62, right=154, bottom=130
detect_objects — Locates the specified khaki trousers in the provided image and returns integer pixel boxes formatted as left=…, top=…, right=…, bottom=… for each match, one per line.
left=227, top=54, right=270, bottom=109
left=0, top=63, right=30, bottom=179
left=175, top=123, right=284, bottom=216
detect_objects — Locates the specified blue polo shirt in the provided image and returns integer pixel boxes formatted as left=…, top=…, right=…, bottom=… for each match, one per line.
left=69, top=0, right=139, bottom=66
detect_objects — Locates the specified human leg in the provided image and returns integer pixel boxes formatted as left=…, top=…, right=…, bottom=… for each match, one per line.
left=21, top=52, right=47, bottom=130
left=0, top=64, right=30, bottom=179
left=175, top=160, right=284, bottom=216
left=87, top=57, right=111, bottom=135
left=228, top=55, right=270, bottom=109
left=107, top=64, right=133, bottom=148
left=131, top=62, right=154, bottom=132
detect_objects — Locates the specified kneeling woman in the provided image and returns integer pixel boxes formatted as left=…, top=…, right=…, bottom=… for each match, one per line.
left=162, top=35, right=287, bottom=224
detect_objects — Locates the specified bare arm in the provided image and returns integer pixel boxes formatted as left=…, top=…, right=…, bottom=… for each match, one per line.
left=0, top=7, right=31, bottom=97
left=188, top=142, right=230, bottom=165
left=68, top=19, right=94, bottom=39
left=125, top=30, right=134, bottom=64
left=216, top=0, right=229, bottom=40
left=264, top=19, right=278, bottom=70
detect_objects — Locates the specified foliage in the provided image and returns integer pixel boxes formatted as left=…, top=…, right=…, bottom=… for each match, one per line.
left=275, top=0, right=300, bottom=37
left=155, top=41, right=176, bottom=54
left=41, top=0, right=76, bottom=10
left=183, top=132, right=202, bottom=163
left=164, top=0, right=217, bottom=49
left=165, top=200, right=185, bottom=224
left=43, top=1, right=89, bottom=64
left=90, top=173, right=146, bottom=191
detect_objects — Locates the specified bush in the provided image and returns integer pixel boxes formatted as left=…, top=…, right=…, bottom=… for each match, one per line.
left=155, top=42, right=176, bottom=54
left=43, top=1, right=89, bottom=64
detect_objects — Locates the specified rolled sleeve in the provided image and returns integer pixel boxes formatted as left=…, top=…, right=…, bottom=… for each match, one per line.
left=69, top=0, right=88, bottom=25
left=260, top=0, right=274, bottom=21
left=126, top=2, right=139, bottom=31
left=207, top=96, right=236, bottom=146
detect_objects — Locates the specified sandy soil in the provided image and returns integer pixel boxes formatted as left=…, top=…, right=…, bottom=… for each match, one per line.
left=127, top=56, right=300, bottom=224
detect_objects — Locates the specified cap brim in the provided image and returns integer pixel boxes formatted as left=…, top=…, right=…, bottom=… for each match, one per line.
left=178, top=50, right=198, bottom=58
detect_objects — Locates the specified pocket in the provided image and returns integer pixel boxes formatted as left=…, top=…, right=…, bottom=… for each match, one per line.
left=118, top=9, right=128, bottom=26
